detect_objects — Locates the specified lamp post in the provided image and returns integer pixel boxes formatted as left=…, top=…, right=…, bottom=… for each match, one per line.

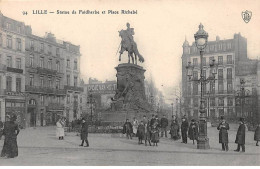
left=186, top=23, right=217, bottom=149
left=236, top=79, right=250, bottom=118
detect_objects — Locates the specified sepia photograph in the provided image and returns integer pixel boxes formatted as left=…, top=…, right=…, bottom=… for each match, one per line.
left=0, top=0, right=260, bottom=166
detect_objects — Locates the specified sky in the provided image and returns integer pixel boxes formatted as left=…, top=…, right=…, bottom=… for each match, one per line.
left=1, top=0, right=260, bottom=100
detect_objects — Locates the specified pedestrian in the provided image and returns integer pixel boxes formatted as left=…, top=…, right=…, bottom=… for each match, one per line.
left=144, top=118, right=152, bottom=146
left=1, top=114, right=20, bottom=158
left=181, top=116, right=189, bottom=144
left=132, top=117, right=139, bottom=137
left=217, top=116, right=229, bottom=151
left=79, top=118, right=89, bottom=147
left=188, top=119, right=198, bottom=144
left=56, top=118, right=64, bottom=140
left=234, top=117, right=246, bottom=153
left=150, top=114, right=156, bottom=127
left=151, top=122, right=159, bottom=146
left=0, top=120, right=3, bottom=140
left=254, top=123, right=260, bottom=146
left=170, top=115, right=180, bottom=140
left=137, top=121, right=145, bottom=144
left=142, top=115, right=148, bottom=126
left=123, top=119, right=133, bottom=139
left=160, top=115, right=168, bottom=138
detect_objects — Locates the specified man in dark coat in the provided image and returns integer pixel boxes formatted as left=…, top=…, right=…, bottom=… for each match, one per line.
left=181, top=116, right=189, bottom=144
left=123, top=119, right=133, bottom=139
left=234, top=117, right=246, bottom=152
left=254, top=123, right=260, bottom=146
left=170, top=115, right=180, bottom=140
left=160, top=115, right=168, bottom=138
left=188, top=119, right=198, bottom=144
left=1, top=114, right=20, bottom=158
left=79, top=118, right=89, bottom=147
left=217, top=116, right=229, bottom=151
left=150, top=114, right=156, bottom=127
left=137, top=121, right=145, bottom=144
left=0, top=120, right=3, bottom=140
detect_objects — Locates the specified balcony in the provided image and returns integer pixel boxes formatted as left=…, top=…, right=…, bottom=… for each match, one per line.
left=64, top=85, right=84, bottom=92
left=7, top=67, right=23, bottom=74
left=37, top=67, right=57, bottom=75
left=25, top=85, right=66, bottom=95
left=46, top=103, right=65, bottom=111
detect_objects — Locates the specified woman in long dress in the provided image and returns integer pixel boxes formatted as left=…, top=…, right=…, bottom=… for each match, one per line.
left=170, top=115, right=180, bottom=140
left=132, top=117, right=139, bottom=136
left=56, top=118, right=64, bottom=140
left=1, top=114, right=20, bottom=158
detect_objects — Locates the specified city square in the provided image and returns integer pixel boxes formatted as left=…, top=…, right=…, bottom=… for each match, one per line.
left=0, top=0, right=260, bottom=166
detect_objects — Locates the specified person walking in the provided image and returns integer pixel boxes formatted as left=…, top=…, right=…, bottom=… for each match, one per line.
left=79, top=118, right=89, bottom=147
left=188, top=119, right=198, bottom=144
left=160, top=115, right=168, bottom=138
left=1, top=114, right=20, bottom=158
left=56, top=118, right=64, bottom=140
left=144, top=118, right=152, bottom=146
left=234, top=117, right=246, bottom=153
left=150, top=114, right=156, bottom=127
left=123, top=119, right=133, bottom=139
left=181, top=116, right=189, bottom=144
left=170, top=115, right=180, bottom=140
left=132, top=117, right=139, bottom=137
left=254, top=123, right=260, bottom=146
left=151, top=121, right=159, bottom=146
left=137, top=121, right=145, bottom=144
left=217, top=116, right=229, bottom=151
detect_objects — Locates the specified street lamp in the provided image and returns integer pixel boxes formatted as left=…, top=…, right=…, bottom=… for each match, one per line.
left=236, top=79, right=250, bottom=118
left=186, top=23, right=216, bottom=149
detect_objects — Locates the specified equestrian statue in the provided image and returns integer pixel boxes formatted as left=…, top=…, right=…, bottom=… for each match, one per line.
left=118, top=23, right=144, bottom=64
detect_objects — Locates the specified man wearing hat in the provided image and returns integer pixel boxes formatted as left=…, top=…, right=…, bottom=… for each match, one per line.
left=160, top=115, right=168, bottom=138
left=234, top=117, right=246, bottom=152
left=217, top=116, right=230, bottom=151
left=181, top=116, right=189, bottom=144
left=188, top=119, right=198, bottom=144
left=79, top=118, right=89, bottom=147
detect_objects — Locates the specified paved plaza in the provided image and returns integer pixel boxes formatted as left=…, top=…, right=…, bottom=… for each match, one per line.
left=0, top=124, right=260, bottom=166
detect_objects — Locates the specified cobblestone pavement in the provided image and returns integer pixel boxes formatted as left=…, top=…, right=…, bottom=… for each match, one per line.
left=0, top=124, right=259, bottom=165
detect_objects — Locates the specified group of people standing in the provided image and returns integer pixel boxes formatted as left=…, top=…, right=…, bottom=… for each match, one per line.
left=122, top=114, right=200, bottom=146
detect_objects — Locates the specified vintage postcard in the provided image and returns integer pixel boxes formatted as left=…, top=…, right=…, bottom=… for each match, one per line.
left=0, top=0, right=260, bottom=166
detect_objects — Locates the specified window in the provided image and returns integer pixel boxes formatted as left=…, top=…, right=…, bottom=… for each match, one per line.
left=40, top=95, right=44, bottom=105
left=29, top=55, right=34, bottom=67
left=218, top=97, right=224, bottom=106
left=67, top=59, right=70, bottom=68
left=193, top=71, right=198, bottom=80
left=56, top=61, right=60, bottom=72
left=209, top=56, right=214, bottom=62
left=7, top=35, right=12, bottom=48
left=7, top=56, right=12, bottom=67
left=40, top=76, right=44, bottom=87
left=202, top=70, right=206, bottom=78
left=0, top=33, right=2, bottom=46
left=193, top=83, right=198, bottom=95
left=6, top=22, right=11, bottom=29
left=16, top=58, right=21, bottom=69
left=29, top=74, right=34, bottom=86
left=227, top=80, right=233, bottom=93
left=227, top=43, right=232, bottom=49
left=74, top=60, right=78, bottom=70
left=67, top=75, right=70, bottom=86
left=218, top=82, right=224, bottom=94
left=16, top=78, right=21, bottom=92
left=67, top=95, right=70, bottom=103
left=16, top=38, right=21, bottom=51
left=56, top=79, right=60, bottom=89
left=227, top=97, right=233, bottom=106
left=210, top=45, right=214, bottom=51
left=210, top=98, right=215, bottom=106
left=48, top=78, right=52, bottom=88
left=40, top=57, right=44, bottom=68
left=56, top=48, right=60, bottom=56
left=218, top=56, right=223, bottom=65
left=227, top=68, right=232, bottom=79
left=30, top=40, right=34, bottom=49
left=48, top=59, right=52, bottom=69
left=48, top=45, right=52, bottom=55
left=218, top=43, right=222, bottom=50
left=218, top=69, right=223, bottom=79
left=223, top=43, right=226, bottom=51
left=74, top=76, right=78, bottom=87
left=6, top=76, right=12, bottom=92
left=227, top=55, right=233, bottom=64
left=193, top=58, right=198, bottom=66
left=40, top=43, right=44, bottom=52
left=17, top=26, right=21, bottom=33
left=210, top=81, right=215, bottom=94
left=187, top=83, right=191, bottom=95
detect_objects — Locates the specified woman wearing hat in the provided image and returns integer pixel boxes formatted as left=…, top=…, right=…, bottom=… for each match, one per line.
left=188, top=119, right=198, bottom=145
left=217, top=116, right=230, bottom=151
left=234, top=117, right=246, bottom=152
left=1, top=114, right=20, bottom=158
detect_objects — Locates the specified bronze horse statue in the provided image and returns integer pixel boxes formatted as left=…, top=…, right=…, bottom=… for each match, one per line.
left=118, top=29, right=144, bottom=64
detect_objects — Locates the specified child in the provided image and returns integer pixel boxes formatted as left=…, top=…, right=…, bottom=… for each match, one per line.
left=137, top=121, right=145, bottom=144
left=254, top=123, right=260, bottom=146
left=151, top=122, right=159, bottom=146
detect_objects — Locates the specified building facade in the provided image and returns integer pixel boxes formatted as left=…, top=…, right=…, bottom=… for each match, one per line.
left=182, top=33, right=259, bottom=122
left=0, top=12, right=27, bottom=128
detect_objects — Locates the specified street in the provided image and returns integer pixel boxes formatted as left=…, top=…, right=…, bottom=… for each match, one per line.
left=0, top=124, right=260, bottom=166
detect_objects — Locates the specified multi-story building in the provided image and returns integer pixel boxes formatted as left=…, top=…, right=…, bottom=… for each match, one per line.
left=0, top=12, right=27, bottom=128
left=182, top=33, right=255, bottom=121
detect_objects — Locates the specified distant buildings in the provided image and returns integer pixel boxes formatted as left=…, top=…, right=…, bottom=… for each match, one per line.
left=182, top=33, right=259, bottom=123
left=0, top=12, right=83, bottom=127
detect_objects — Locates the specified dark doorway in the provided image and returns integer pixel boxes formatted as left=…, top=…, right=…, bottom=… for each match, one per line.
left=28, top=108, right=36, bottom=127
left=40, top=112, right=44, bottom=126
